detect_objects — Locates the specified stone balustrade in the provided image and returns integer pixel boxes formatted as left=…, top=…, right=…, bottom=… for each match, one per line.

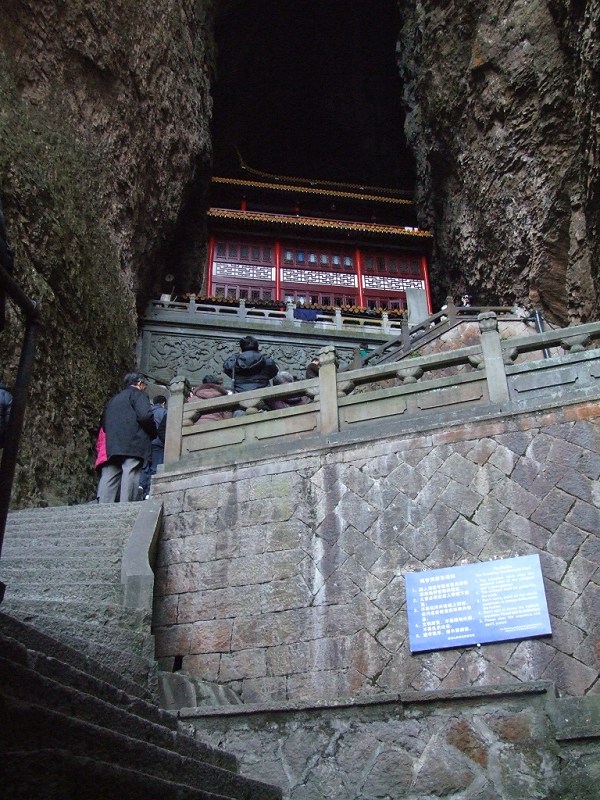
left=146, top=296, right=405, bottom=335
left=162, top=315, right=600, bottom=471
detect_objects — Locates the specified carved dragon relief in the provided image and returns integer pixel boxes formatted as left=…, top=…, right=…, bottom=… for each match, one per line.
left=144, top=332, right=356, bottom=387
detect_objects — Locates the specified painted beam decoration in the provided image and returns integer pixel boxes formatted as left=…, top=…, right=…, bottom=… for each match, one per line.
left=405, top=555, right=552, bottom=653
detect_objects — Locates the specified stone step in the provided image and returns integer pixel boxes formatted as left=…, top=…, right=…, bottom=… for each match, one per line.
left=3, top=529, right=129, bottom=547
left=5, top=606, right=156, bottom=661
left=1, top=606, right=155, bottom=690
left=1, top=536, right=126, bottom=553
left=3, top=517, right=132, bottom=533
left=2, top=551, right=120, bottom=566
left=0, top=654, right=238, bottom=772
left=6, top=508, right=138, bottom=529
left=0, top=612, right=153, bottom=701
left=2, top=579, right=123, bottom=605
left=1, top=598, right=151, bottom=632
left=0, top=542, right=124, bottom=574
left=0, top=750, right=255, bottom=800
left=1, top=557, right=121, bottom=578
left=0, top=697, right=282, bottom=799
left=1, top=560, right=121, bottom=585
left=6, top=503, right=140, bottom=522
left=3, top=528, right=129, bottom=545
left=1, top=628, right=176, bottom=732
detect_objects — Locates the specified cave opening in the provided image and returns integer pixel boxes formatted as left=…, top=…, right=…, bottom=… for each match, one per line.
left=211, top=0, right=415, bottom=189
left=154, top=0, right=419, bottom=305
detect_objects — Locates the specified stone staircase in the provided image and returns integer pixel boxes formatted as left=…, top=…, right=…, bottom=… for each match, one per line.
left=0, top=503, right=156, bottom=691
left=0, top=612, right=281, bottom=798
left=0, top=502, right=282, bottom=799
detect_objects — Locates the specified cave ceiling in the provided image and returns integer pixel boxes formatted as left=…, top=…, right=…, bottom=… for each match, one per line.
left=211, top=0, right=415, bottom=190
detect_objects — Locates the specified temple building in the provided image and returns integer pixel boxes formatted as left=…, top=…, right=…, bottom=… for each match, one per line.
left=205, top=166, right=433, bottom=314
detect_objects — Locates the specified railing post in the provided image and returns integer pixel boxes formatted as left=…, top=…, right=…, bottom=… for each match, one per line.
left=317, top=345, right=339, bottom=434
left=446, top=296, right=457, bottom=322
left=479, top=312, right=509, bottom=404
left=164, top=375, right=190, bottom=466
left=187, top=294, right=196, bottom=314
left=334, top=307, right=343, bottom=329
left=286, top=300, right=295, bottom=321
left=401, top=318, right=411, bottom=352
left=382, top=311, right=390, bottom=334
left=239, top=298, right=247, bottom=321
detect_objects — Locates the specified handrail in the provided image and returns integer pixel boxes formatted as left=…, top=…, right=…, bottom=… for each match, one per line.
left=145, top=296, right=406, bottom=335
left=162, top=316, right=600, bottom=469
left=0, top=259, right=42, bottom=604
left=359, top=297, right=519, bottom=367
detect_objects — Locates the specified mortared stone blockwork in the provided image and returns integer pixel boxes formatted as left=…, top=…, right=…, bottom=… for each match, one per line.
left=153, top=402, right=600, bottom=704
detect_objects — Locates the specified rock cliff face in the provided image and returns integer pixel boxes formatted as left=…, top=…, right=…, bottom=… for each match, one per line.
left=398, top=0, right=599, bottom=322
left=0, top=0, right=598, bottom=505
left=0, top=1, right=214, bottom=504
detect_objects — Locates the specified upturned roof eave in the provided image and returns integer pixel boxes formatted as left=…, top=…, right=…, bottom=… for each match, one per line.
left=211, top=176, right=414, bottom=206
left=207, top=208, right=432, bottom=241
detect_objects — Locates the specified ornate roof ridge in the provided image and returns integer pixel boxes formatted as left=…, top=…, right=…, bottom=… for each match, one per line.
left=234, top=150, right=413, bottom=198
left=212, top=176, right=413, bottom=205
left=207, top=208, right=432, bottom=238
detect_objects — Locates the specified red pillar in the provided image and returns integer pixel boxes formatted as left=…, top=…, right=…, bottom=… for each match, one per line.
left=355, top=248, right=365, bottom=308
left=421, top=254, right=432, bottom=314
left=206, top=236, right=215, bottom=297
left=275, top=241, right=282, bottom=301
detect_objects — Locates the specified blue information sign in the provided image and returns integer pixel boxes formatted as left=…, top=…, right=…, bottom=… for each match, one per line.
left=405, top=555, right=552, bottom=653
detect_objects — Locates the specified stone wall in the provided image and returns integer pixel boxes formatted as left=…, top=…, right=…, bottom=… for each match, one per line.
left=181, top=685, right=600, bottom=800
left=0, top=0, right=214, bottom=505
left=398, top=0, right=600, bottom=323
left=152, top=400, right=600, bottom=703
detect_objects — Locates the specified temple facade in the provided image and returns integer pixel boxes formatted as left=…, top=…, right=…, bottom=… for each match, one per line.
left=205, top=170, right=433, bottom=313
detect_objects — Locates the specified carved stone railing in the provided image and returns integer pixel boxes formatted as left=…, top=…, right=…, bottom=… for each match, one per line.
left=161, top=316, right=600, bottom=470
left=359, top=296, right=519, bottom=367
left=146, top=296, right=405, bottom=335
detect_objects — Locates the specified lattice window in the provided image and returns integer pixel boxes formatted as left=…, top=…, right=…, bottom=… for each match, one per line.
left=282, top=269, right=358, bottom=287
left=363, top=275, right=425, bottom=291
left=214, top=263, right=275, bottom=282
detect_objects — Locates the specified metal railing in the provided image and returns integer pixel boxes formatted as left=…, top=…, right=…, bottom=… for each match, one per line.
left=356, top=296, right=519, bottom=368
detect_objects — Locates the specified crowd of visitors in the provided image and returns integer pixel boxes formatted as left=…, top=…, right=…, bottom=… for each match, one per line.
left=95, top=337, right=321, bottom=502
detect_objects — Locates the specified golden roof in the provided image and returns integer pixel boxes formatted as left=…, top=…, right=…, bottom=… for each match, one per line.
left=207, top=208, right=432, bottom=238
left=212, top=176, right=413, bottom=205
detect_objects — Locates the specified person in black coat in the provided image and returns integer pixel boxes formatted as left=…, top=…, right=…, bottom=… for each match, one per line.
left=0, top=381, right=12, bottom=448
left=223, top=335, right=278, bottom=393
left=97, top=372, right=157, bottom=503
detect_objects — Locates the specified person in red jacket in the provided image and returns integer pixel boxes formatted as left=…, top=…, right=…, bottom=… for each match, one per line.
left=188, top=375, right=233, bottom=423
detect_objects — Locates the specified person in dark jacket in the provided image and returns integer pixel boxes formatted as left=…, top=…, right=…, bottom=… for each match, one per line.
left=97, top=372, right=157, bottom=503
left=0, top=381, right=12, bottom=448
left=223, top=335, right=278, bottom=393
left=139, top=394, right=168, bottom=499
left=266, top=372, right=310, bottom=410
left=305, top=357, right=320, bottom=380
